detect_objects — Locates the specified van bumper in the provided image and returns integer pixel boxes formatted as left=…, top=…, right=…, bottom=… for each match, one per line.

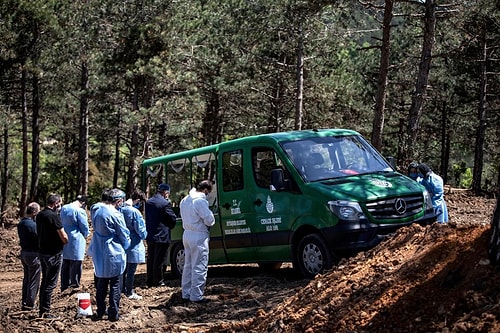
left=322, top=211, right=436, bottom=252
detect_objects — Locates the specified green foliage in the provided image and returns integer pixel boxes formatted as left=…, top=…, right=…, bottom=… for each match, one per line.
left=461, top=168, right=473, bottom=189
left=0, top=0, right=498, bottom=208
left=452, top=162, right=468, bottom=188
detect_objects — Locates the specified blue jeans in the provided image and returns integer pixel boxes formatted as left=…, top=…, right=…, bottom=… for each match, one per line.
left=123, top=262, right=138, bottom=296
left=39, top=252, right=62, bottom=315
left=60, top=259, right=83, bottom=291
left=95, top=275, right=122, bottom=320
left=20, top=250, right=41, bottom=308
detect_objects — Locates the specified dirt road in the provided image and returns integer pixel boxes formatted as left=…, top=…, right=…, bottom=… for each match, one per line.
left=0, top=190, right=498, bottom=333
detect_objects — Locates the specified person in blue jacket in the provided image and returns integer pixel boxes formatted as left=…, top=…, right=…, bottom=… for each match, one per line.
left=145, top=183, right=177, bottom=287
left=407, top=161, right=421, bottom=181
left=87, top=188, right=130, bottom=322
left=417, top=163, right=449, bottom=223
left=121, top=189, right=147, bottom=300
left=60, top=194, right=89, bottom=292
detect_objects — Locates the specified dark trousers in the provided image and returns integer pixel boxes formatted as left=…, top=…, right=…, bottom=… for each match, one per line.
left=122, top=262, right=138, bottom=296
left=20, top=250, right=41, bottom=309
left=146, top=241, right=169, bottom=286
left=39, top=252, right=62, bottom=315
left=60, top=259, right=83, bottom=291
left=95, top=275, right=122, bottom=320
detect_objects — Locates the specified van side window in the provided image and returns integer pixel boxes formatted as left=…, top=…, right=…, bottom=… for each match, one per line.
left=253, top=149, right=279, bottom=189
left=222, top=151, right=243, bottom=192
left=167, top=158, right=190, bottom=207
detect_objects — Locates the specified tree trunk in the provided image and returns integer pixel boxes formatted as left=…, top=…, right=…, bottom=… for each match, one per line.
left=126, top=124, right=139, bottom=196
left=30, top=72, right=40, bottom=203
left=78, top=61, right=89, bottom=195
left=202, top=89, right=223, bottom=146
left=371, top=0, right=393, bottom=151
left=396, top=117, right=405, bottom=167
left=440, top=101, right=449, bottom=183
left=269, top=76, right=283, bottom=133
left=488, top=168, right=500, bottom=265
left=113, top=112, right=121, bottom=188
left=1, top=127, right=9, bottom=227
left=295, top=22, right=304, bottom=131
left=406, top=0, right=436, bottom=160
left=472, top=31, right=487, bottom=194
left=20, top=65, right=28, bottom=216
left=126, top=80, right=141, bottom=196
left=141, top=120, right=152, bottom=196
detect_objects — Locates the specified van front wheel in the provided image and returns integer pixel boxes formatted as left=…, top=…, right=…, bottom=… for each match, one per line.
left=170, top=242, right=185, bottom=279
left=295, top=234, right=335, bottom=278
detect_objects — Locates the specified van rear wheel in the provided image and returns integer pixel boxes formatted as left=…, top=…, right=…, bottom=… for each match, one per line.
left=295, top=234, right=335, bottom=278
left=170, top=242, right=185, bottom=279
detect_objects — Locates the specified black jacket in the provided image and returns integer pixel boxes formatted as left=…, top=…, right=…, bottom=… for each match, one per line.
left=145, top=193, right=177, bottom=243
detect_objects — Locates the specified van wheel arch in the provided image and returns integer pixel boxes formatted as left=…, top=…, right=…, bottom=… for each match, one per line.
left=293, top=233, right=337, bottom=279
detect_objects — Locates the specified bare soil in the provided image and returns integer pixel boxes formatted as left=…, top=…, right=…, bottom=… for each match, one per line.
left=0, top=190, right=498, bottom=333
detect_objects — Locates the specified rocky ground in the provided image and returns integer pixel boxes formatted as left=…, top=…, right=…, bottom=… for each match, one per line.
left=0, top=190, right=498, bottom=333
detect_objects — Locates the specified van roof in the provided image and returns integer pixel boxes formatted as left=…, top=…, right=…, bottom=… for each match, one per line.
left=142, top=128, right=360, bottom=166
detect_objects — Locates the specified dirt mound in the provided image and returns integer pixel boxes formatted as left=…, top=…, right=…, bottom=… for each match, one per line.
left=222, top=223, right=498, bottom=333
left=0, top=190, right=498, bottom=333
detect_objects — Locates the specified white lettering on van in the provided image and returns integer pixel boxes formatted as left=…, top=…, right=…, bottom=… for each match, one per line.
left=371, top=179, right=393, bottom=188
left=224, top=228, right=250, bottom=235
left=266, top=225, right=279, bottom=231
left=260, top=217, right=282, bottom=224
left=266, top=195, right=274, bottom=213
left=226, top=219, right=246, bottom=226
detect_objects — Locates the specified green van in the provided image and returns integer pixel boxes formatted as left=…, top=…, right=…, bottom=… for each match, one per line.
left=141, top=129, right=435, bottom=278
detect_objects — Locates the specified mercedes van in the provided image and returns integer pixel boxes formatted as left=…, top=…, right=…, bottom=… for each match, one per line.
left=141, top=129, right=435, bottom=278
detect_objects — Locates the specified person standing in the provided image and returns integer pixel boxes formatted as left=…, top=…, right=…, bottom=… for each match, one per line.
left=121, top=190, right=147, bottom=300
left=17, top=202, right=41, bottom=311
left=36, top=194, right=68, bottom=318
left=144, top=183, right=177, bottom=287
left=417, top=163, right=449, bottom=223
left=87, top=188, right=130, bottom=322
left=179, top=180, right=215, bottom=303
left=60, top=194, right=90, bottom=292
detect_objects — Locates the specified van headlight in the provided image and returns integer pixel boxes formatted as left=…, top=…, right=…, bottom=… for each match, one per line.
left=328, top=200, right=365, bottom=221
left=423, top=190, right=433, bottom=210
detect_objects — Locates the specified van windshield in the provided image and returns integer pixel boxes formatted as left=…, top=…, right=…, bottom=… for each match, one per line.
left=281, top=135, right=393, bottom=182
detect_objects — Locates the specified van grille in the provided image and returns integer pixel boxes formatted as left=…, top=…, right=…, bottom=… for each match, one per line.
left=365, top=195, right=423, bottom=220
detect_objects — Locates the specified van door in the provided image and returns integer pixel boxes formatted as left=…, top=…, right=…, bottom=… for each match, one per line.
left=250, top=147, right=295, bottom=262
left=217, top=148, right=257, bottom=262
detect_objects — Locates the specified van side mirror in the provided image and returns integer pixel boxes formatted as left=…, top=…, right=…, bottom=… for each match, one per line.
left=386, top=156, right=396, bottom=169
left=271, top=169, right=286, bottom=192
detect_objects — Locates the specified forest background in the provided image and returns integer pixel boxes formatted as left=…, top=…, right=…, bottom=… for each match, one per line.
left=0, top=0, right=498, bottom=220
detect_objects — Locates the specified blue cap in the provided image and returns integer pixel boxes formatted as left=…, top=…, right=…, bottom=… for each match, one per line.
left=158, top=183, right=170, bottom=192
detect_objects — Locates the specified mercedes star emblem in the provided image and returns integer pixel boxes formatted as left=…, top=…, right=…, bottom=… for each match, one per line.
left=394, top=198, right=407, bottom=215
